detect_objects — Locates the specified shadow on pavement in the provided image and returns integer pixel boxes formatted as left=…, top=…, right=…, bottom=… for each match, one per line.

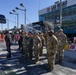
left=55, top=56, right=76, bottom=69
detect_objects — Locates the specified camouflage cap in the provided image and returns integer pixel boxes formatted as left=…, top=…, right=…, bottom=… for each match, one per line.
left=50, top=30, right=54, bottom=33
left=40, top=33, right=43, bottom=36
left=59, top=29, right=63, bottom=32
left=47, top=29, right=54, bottom=33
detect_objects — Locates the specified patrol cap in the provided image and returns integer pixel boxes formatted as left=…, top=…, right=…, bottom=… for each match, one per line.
left=50, top=30, right=54, bottom=33
left=21, top=29, right=25, bottom=32
left=48, top=29, right=54, bottom=33
left=59, top=29, right=63, bottom=32
left=40, top=33, right=43, bottom=35
left=28, top=31, right=33, bottom=34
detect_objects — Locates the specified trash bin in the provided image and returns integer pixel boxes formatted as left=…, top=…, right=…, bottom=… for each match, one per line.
left=64, top=43, right=69, bottom=50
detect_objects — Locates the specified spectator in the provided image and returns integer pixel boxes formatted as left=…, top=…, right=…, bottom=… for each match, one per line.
left=5, top=30, right=12, bottom=58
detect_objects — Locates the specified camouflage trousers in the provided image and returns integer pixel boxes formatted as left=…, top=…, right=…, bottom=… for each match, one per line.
left=57, top=45, right=65, bottom=61
left=34, top=47, right=40, bottom=62
left=47, top=49, right=56, bottom=69
left=39, top=45, right=44, bottom=56
left=23, top=46, right=28, bottom=57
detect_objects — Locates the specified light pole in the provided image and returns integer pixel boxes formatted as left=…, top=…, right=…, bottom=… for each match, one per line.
left=9, top=11, right=19, bottom=28
left=1, top=23, right=3, bottom=31
left=7, top=19, right=9, bottom=30
left=59, top=0, right=62, bottom=27
left=12, top=10, right=19, bottom=28
left=15, top=3, right=26, bottom=30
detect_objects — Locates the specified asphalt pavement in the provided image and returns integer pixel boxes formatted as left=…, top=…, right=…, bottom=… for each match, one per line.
left=0, top=42, right=76, bottom=75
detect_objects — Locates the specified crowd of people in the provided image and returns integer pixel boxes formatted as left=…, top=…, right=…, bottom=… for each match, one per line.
left=0, top=33, right=5, bottom=42
left=4, top=28, right=67, bottom=71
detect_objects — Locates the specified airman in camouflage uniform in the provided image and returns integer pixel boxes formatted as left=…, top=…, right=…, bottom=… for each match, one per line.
left=28, top=32, right=33, bottom=60
left=22, top=32, right=29, bottom=57
left=5, top=30, right=12, bottom=58
left=39, top=33, right=45, bottom=56
left=56, top=29, right=67, bottom=64
left=47, top=30, right=58, bottom=71
left=43, top=31, right=48, bottom=49
left=33, top=32, right=42, bottom=63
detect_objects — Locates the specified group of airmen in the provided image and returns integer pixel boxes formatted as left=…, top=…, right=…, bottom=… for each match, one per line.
left=5, top=28, right=67, bottom=71
left=46, top=29, right=67, bottom=71
left=20, top=30, right=45, bottom=62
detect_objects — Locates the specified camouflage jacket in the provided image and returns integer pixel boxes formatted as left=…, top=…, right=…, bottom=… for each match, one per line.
left=47, top=35, right=58, bottom=51
left=57, top=32, right=67, bottom=46
left=22, top=35, right=29, bottom=47
left=33, top=36, right=42, bottom=48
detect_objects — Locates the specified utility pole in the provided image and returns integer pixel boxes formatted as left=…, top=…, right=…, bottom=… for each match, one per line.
left=59, top=0, right=62, bottom=27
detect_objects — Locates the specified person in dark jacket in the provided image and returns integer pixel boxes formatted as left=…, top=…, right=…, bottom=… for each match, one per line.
left=5, top=30, right=12, bottom=58
left=18, top=32, right=22, bottom=50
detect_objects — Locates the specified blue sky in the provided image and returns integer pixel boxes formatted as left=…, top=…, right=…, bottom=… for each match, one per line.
left=0, top=0, right=59, bottom=30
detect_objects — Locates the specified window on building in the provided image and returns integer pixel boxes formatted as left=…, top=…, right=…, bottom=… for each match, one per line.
left=39, top=16, right=45, bottom=21
left=57, top=3, right=60, bottom=9
left=67, top=7, right=72, bottom=16
left=63, top=8, right=67, bottom=17
left=51, top=5, right=56, bottom=11
left=62, top=1, right=67, bottom=7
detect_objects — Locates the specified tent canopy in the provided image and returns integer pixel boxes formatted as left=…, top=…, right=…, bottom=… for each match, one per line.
left=32, top=21, right=54, bottom=31
left=0, top=14, right=6, bottom=23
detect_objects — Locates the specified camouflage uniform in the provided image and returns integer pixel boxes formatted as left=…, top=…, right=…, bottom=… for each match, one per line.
left=22, top=35, right=29, bottom=57
left=28, top=36, right=33, bottom=60
left=39, top=34, right=45, bottom=56
left=44, top=32, right=48, bottom=49
left=33, top=35, right=42, bottom=63
left=44, top=32, right=47, bottom=45
left=56, top=29, right=67, bottom=63
left=5, top=32, right=12, bottom=58
left=47, top=33, right=58, bottom=70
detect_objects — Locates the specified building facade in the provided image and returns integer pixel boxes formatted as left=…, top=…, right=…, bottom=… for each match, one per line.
left=38, top=0, right=76, bottom=39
